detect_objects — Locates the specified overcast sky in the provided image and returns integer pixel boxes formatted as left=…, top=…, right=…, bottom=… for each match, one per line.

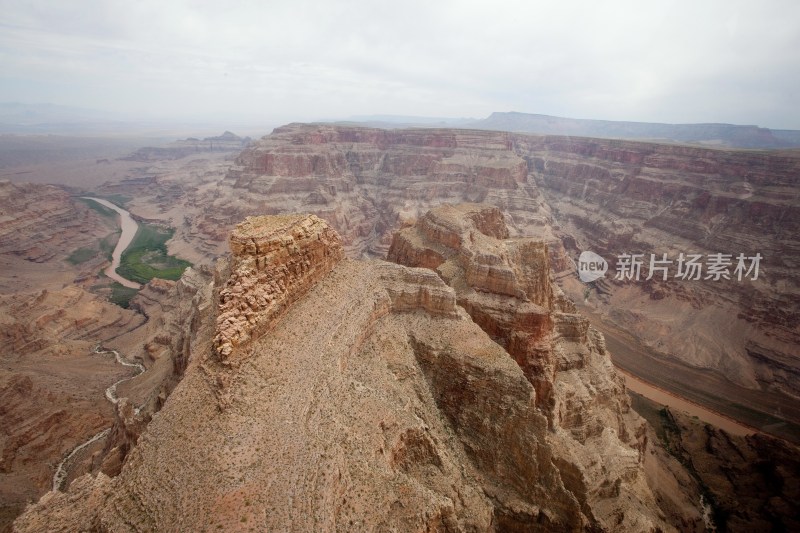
left=1, top=0, right=798, bottom=129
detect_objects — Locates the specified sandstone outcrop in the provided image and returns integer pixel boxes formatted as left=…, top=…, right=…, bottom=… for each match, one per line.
left=14, top=213, right=689, bottom=532
left=389, top=203, right=677, bottom=530
left=140, top=124, right=799, bottom=437
left=214, top=214, right=344, bottom=359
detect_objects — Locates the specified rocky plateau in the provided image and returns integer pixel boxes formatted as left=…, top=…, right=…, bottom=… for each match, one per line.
left=15, top=211, right=706, bottom=532
left=108, top=123, right=798, bottom=437
left=1, top=123, right=798, bottom=531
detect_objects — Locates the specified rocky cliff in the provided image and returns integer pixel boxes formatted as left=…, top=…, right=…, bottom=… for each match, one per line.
left=214, top=214, right=343, bottom=360
left=150, top=124, right=798, bottom=436
left=14, top=212, right=700, bottom=532
left=389, top=203, right=681, bottom=529
left=5, top=122, right=796, bottom=530
left=191, top=124, right=555, bottom=259
left=516, top=135, right=800, bottom=403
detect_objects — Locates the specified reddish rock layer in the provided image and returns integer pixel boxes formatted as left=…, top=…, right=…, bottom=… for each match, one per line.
left=388, top=203, right=678, bottom=530
left=14, top=213, right=694, bottom=532
left=180, top=124, right=798, bottom=406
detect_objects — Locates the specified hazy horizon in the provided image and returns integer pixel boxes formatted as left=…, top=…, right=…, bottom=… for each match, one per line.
left=2, top=1, right=799, bottom=130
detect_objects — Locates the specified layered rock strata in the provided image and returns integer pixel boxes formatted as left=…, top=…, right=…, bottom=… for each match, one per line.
left=516, top=135, right=800, bottom=400
left=389, top=203, right=673, bottom=529
left=15, top=213, right=686, bottom=532
left=163, top=124, right=798, bottom=420
left=204, top=124, right=555, bottom=259
left=0, top=180, right=121, bottom=292
left=214, top=214, right=344, bottom=359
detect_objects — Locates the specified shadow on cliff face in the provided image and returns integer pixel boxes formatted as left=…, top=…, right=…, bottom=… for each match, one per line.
left=631, top=391, right=800, bottom=532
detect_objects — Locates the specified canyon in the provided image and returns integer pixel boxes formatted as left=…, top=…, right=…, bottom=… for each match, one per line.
left=114, top=123, right=795, bottom=439
left=0, top=181, right=144, bottom=526
left=1, top=123, right=798, bottom=530
left=14, top=210, right=700, bottom=531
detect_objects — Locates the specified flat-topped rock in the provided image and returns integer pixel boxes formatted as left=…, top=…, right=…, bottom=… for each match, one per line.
left=214, top=214, right=344, bottom=360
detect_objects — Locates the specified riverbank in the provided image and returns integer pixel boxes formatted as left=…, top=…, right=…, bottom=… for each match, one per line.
left=52, top=346, right=144, bottom=492
left=584, top=308, right=800, bottom=444
left=81, top=197, right=141, bottom=289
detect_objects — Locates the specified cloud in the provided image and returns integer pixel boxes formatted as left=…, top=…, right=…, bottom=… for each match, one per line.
left=0, top=0, right=798, bottom=128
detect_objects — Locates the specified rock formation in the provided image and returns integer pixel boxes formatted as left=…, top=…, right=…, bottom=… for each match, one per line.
left=138, top=124, right=797, bottom=436
left=214, top=214, right=344, bottom=359
left=14, top=212, right=695, bottom=532
left=389, top=203, right=676, bottom=529
left=93, top=267, right=214, bottom=481
left=192, top=124, right=555, bottom=259
left=9, top=122, right=796, bottom=529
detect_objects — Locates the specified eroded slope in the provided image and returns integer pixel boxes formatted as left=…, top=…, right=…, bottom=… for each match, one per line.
left=15, top=213, right=690, bottom=532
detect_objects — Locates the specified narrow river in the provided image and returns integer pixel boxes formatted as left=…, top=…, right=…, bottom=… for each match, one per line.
left=617, top=367, right=755, bottom=436
left=594, top=317, right=759, bottom=437
left=82, top=197, right=141, bottom=289
left=572, top=300, right=765, bottom=438
left=51, top=201, right=146, bottom=491
left=52, top=346, right=145, bottom=492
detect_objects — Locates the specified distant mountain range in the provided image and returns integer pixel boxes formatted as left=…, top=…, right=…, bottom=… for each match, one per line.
left=466, top=111, right=800, bottom=149
left=3, top=103, right=799, bottom=149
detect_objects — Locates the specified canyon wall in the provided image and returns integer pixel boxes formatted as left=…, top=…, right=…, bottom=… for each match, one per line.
left=192, top=124, right=556, bottom=258
left=163, top=125, right=797, bottom=418
left=0, top=182, right=145, bottom=529
left=388, top=203, right=678, bottom=528
left=516, top=135, right=800, bottom=401
left=5, top=123, right=797, bottom=530
left=15, top=213, right=697, bottom=532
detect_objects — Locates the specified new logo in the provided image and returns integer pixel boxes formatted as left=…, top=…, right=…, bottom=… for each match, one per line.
left=578, top=251, right=608, bottom=283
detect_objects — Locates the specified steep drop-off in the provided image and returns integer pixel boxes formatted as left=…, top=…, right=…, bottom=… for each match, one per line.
left=157, top=125, right=797, bottom=430
left=389, top=203, right=692, bottom=529
left=15, top=212, right=701, bottom=532
left=516, top=135, right=800, bottom=402
left=0, top=182, right=146, bottom=529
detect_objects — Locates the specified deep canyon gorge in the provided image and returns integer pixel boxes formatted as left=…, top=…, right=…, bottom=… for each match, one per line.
left=1, top=123, right=798, bottom=531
